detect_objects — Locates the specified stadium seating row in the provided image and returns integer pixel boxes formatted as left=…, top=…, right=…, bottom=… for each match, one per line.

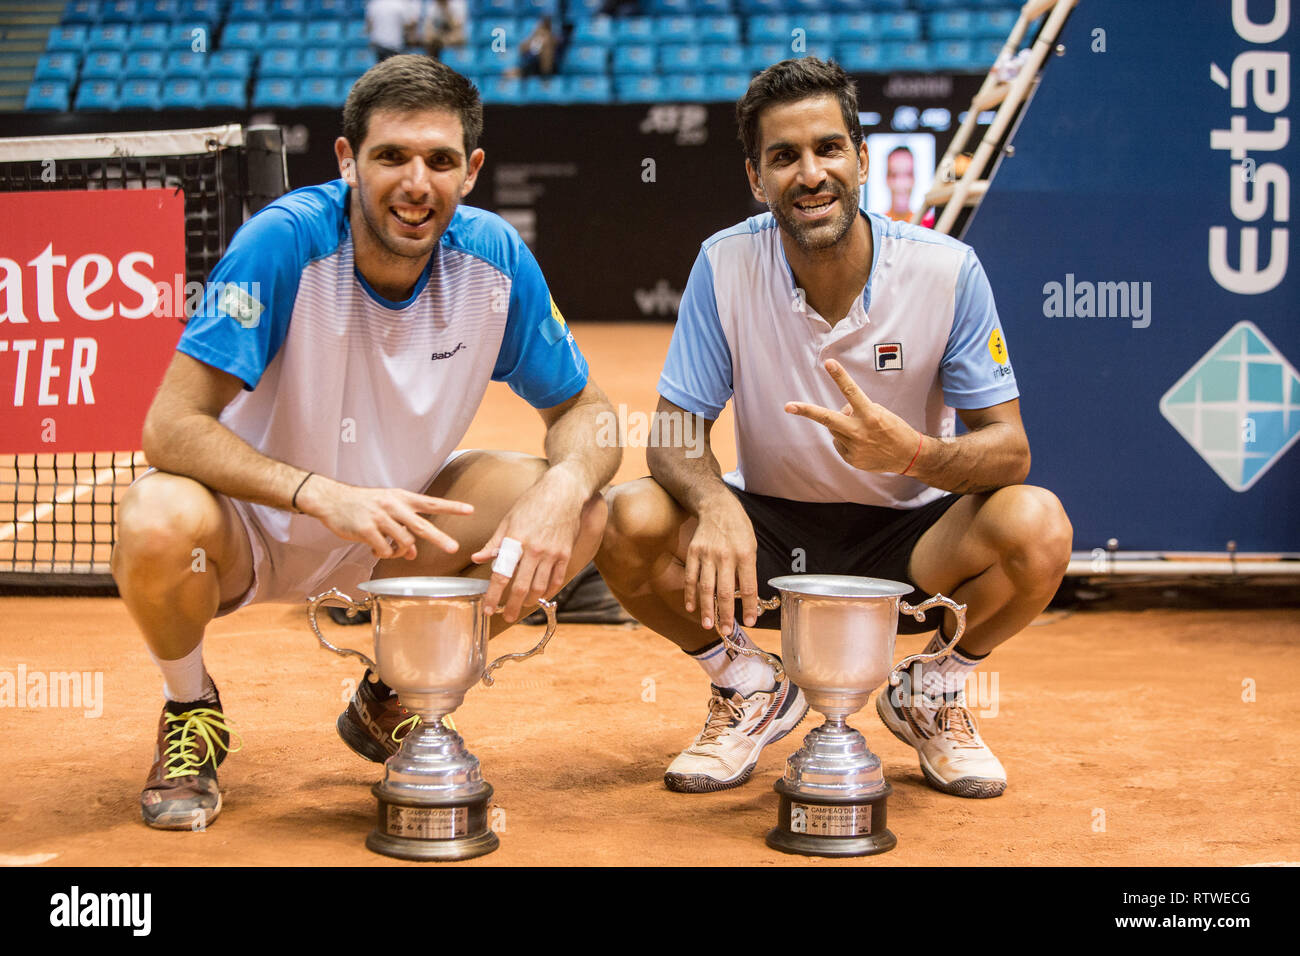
left=26, top=71, right=778, bottom=111
left=36, top=49, right=380, bottom=82
left=58, top=0, right=1022, bottom=27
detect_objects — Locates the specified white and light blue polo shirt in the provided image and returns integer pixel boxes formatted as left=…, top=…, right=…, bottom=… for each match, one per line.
left=178, top=178, right=587, bottom=560
left=658, top=207, right=1018, bottom=509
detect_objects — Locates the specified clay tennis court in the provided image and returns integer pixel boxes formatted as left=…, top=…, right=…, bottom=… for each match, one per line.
left=1, top=323, right=1296, bottom=867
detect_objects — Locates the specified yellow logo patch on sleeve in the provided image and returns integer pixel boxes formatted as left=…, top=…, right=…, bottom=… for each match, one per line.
left=988, top=328, right=1009, bottom=365
left=540, top=295, right=569, bottom=344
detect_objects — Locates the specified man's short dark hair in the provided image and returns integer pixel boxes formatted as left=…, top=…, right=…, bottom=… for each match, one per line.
left=343, top=54, right=483, bottom=156
left=888, top=145, right=914, bottom=161
left=736, top=57, right=863, bottom=164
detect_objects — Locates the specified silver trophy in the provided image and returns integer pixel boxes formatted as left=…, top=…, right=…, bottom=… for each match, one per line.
left=721, top=574, right=966, bottom=857
left=308, top=577, right=556, bottom=861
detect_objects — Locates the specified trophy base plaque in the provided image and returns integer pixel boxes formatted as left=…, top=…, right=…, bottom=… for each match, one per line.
left=765, top=778, right=897, bottom=857
left=367, top=782, right=499, bottom=862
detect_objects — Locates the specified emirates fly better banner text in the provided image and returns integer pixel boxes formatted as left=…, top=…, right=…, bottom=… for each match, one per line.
left=0, top=190, right=185, bottom=454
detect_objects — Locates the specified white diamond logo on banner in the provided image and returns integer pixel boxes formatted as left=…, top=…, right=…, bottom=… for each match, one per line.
left=1159, top=321, right=1300, bottom=492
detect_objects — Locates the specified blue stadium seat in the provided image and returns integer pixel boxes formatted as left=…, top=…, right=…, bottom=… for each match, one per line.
left=203, top=77, right=247, bottom=108
left=123, top=51, right=165, bottom=79
left=298, top=77, right=339, bottom=106
left=646, top=0, right=692, bottom=13
left=700, top=43, right=745, bottom=72
left=931, top=39, right=978, bottom=70
left=222, top=22, right=263, bottom=50
left=747, top=15, right=791, bottom=44
left=61, top=2, right=100, bottom=26
left=252, top=77, right=298, bottom=108
left=561, top=44, right=608, bottom=74
left=301, top=46, right=342, bottom=76
left=568, top=74, right=612, bottom=102
left=887, top=40, right=928, bottom=70
left=441, top=46, right=478, bottom=73
left=655, top=16, right=696, bottom=44
left=87, top=25, right=130, bottom=51
left=862, top=0, right=909, bottom=9
left=475, top=45, right=518, bottom=75
left=307, top=0, right=354, bottom=18
left=480, top=0, right=518, bottom=15
left=664, top=73, right=710, bottom=101
left=82, top=51, right=125, bottom=80
left=165, top=50, right=207, bottom=78
left=271, top=0, right=310, bottom=19
left=129, top=23, right=172, bottom=51
left=478, top=75, right=523, bottom=104
left=786, top=0, right=829, bottom=14
left=876, top=12, right=920, bottom=40
left=518, top=0, right=560, bottom=17
left=572, top=17, right=614, bottom=46
left=697, top=15, right=740, bottom=44
left=167, top=23, right=211, bottom=51
left=836, top=41, right=886, bottom=72
left=745, top=42, right=786, bottom=71
left=264, top=21, right=305, bottom=46
left=47, top=26, right=88, bottom=54
left=34, top=53, right=79, bottom=83
left=74, top=80, right=119, bottom=110
left=614, top=17, right=655, bottom=43
left=612, top=44, right=655, bottom=74
left=659, top=44, right=703, bottom=72
left=914, top=0, right=965, bottom=9
left=523, top=75, right=567, bottom=103
left=179, top=0, right=222, bottom=25
left=259, top=48, right=301, bottom=78
left=100, top=1, right=139, bottom=24
left=706, top=73, right=750, bottom=101
left=342, top=47, right=378, bottom=74
left=229, top=0, right=270, bottom=22
left=304, top=20, right=344, bottom=45
left=26, top=80, right=71, bottom=111
left=973, top=36, right=1004, bottom=65
left=832, top=13, right=875, bottom=42
left=614, top=74, right=663, bottom=102
left=137, top=0, right=180, bottom=21
left=208, top=49, right=253, bottom=79
left=693, top=0, right=734, bottom=14
left=797, top=13, right=833, bottom=43
left=161, top=77, right=203, bottom=107
left=737, top=0, right=786, bottom=14
left=929, top=11, right=973, bottom=39
left=343, top=20, right=370, bottom=47
left=973, top=9, right=1018, bottom=38
left=119, top=78, right=162, bottom=108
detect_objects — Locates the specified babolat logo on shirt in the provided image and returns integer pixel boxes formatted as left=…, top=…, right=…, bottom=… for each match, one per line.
left=216, top=282, right=264, bottom=329
left=540, top=295, right=568, bottom=345
left=875, top=343, right=903, bottom=371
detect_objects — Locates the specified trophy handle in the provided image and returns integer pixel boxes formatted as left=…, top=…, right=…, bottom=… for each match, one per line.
left=889, top=594, right=967, bottom=686
left=714, top=595, right=785, bottom=682
left=307, top=587, right=379, bottom=673
left=481, top=597, right=557, bottom=687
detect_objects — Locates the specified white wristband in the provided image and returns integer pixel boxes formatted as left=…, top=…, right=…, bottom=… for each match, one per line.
left=491, top=537, right=523, bottom=577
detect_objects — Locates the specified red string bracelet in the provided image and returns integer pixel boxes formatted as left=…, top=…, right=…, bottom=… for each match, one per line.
left=900, top=432, right=924, bottom=476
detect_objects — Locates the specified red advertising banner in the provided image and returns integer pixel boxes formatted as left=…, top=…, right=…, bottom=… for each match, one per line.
left=0, top=190, right=185, bottom=454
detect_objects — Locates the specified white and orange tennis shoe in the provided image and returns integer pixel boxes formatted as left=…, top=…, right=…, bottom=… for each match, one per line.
left=664, top=671, right=808, bottom=793
left=876, top=665, right=1007, bottom=798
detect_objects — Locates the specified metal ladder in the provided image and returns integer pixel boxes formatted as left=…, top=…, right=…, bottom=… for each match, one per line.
left=912, top=0, right=1080, bottom=237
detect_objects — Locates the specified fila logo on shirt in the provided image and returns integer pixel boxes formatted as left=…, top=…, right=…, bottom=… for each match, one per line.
left=874, top=343, right=903, bottom=371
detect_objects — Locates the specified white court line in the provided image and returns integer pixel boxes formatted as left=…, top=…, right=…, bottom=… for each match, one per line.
left=0, top=452, right=144, bottom=542
left=0, top=852, right=59, bottom=866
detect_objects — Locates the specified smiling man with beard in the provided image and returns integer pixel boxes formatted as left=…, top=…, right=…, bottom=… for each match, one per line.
left=114, top=55, right=619, bottom=831
left=596, top=58, right=1071, bottom=799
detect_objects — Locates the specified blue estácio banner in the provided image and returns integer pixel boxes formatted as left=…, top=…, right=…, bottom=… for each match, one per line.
left=965, top=0, right=1298, bottom=552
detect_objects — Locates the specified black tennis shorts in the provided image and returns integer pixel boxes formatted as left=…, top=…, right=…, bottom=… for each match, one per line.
left=728, top=485, right=964, bottom=634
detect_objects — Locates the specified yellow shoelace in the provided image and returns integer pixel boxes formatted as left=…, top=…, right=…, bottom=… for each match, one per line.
left=162, top=707, right=243, bottom=779
left=391, top=714, right=455, bottom=743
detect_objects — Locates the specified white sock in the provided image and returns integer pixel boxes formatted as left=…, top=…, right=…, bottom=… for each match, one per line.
left=688, top=627, right=776, bottom=696
left=148, top=643, right=212, bottom=702
left=915, top=631, right=985, bottom=700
